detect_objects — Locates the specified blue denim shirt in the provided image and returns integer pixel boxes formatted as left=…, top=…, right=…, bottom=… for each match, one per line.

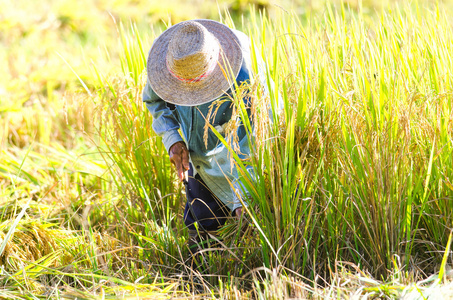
left=143, top=29, right=264, bottom=211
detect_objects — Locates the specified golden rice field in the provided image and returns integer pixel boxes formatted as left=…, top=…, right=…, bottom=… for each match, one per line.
left=1, top=0, right=453, bottom=298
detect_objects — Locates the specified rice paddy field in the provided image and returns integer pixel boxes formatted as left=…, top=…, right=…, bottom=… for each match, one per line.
left=1, top=0, right=453, bottom=298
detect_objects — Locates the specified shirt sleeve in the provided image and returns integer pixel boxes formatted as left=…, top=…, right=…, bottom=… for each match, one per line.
left=142, top=79, right=184, bottom=153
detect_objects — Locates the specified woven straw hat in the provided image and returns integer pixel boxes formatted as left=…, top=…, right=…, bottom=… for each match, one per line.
left=147, top=19, right=243, bottom=106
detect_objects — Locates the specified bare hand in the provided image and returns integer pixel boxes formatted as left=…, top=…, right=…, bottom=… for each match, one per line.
left=169, top=141, right=190, bottom=182
left=234, top=207, right=243, bottom=218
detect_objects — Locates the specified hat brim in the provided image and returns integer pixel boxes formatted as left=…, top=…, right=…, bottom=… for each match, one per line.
left=147, top=19, right=243, bottom=106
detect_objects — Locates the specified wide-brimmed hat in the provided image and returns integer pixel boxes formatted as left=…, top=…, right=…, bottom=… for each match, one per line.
left=146, top=19, right=243, bottom=106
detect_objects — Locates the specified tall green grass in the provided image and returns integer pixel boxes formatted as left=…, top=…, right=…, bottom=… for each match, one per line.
left=1, top=0, right=453, bottom=298
left=229, top=2, right=453, bottom=281
left=91, top=0, right=453, bottom=288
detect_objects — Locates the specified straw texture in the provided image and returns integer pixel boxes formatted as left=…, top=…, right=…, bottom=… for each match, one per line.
left=147, top=19, right=243, bottom=106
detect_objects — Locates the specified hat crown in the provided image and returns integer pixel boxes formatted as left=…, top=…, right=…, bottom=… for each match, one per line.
left=147, top=19, right=243, bottom=106
left=166, top=21, right=220, bottom=82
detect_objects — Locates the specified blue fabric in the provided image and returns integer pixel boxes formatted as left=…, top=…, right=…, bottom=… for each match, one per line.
left=183, top=164, right=230, bottom=231
left=143, top=29, right=268, bottom=211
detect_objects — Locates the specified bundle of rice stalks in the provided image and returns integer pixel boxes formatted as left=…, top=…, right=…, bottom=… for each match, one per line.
left=0, top=217, right=138, bottom=295
left=0, top=219, right=76, bottom=271
left=0, top=199, right=55, bottom=222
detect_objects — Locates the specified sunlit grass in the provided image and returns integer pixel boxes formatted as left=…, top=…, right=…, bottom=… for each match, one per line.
left=1, top=0, right=453, bottom=298
left=235, top=0, right=453, bottom=279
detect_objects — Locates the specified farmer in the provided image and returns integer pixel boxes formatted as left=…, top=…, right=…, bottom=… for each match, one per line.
left=142, top=19, right=268, bottom=260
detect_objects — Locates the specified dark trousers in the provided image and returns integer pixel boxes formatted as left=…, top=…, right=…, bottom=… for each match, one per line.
left=183, top=165, right=231, bottom=232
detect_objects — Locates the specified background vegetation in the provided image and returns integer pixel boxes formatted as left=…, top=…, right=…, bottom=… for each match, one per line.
left=1, top=0, right=453, bottom=298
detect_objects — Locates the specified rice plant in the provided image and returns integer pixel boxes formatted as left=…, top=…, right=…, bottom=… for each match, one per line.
left=1, top=0, right=453, bottom=298
left=86, top=0, right=453, bottom=294
left=228, top=1, right=453, bottom=282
